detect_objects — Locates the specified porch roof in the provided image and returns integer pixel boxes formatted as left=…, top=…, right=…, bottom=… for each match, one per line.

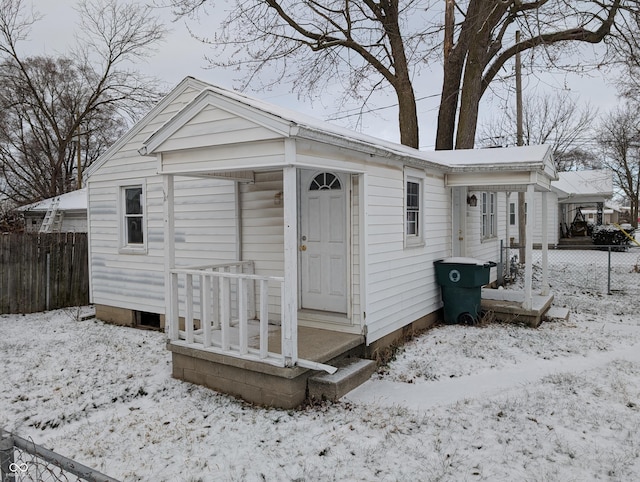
left=431, top=145, right=558, bottom=192
left=136, top=77, right=556, bottom=186
left=552, top=169, right=613, bottom=204
left=137, top=85, right=448, bottom=173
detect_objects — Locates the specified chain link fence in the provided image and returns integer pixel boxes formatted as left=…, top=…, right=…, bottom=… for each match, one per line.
left=499, top=244, right=640, bottom=318
left=504, top=245, right=640, bottom=296
left=1, top=430, right=119, bottom=482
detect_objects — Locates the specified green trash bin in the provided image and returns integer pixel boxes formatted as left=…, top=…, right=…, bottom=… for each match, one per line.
left=434, top=257, right=496, bottom=324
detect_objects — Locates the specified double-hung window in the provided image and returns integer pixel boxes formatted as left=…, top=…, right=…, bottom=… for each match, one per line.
left=482, top=192, right=497, bottom=239
left=404, top=169, right=424, bottom=247
left=120, top=182, right=146, bottom=252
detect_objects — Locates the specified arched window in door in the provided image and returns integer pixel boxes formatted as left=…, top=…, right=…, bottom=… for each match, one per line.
left=309, top=172, right=341, bottom=191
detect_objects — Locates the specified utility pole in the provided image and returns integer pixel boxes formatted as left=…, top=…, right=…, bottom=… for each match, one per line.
left=444, top=0, right=454, bottom=61
left=77, top=123, right=82, bottom=190
left=516, top=29, right=526, bottom=264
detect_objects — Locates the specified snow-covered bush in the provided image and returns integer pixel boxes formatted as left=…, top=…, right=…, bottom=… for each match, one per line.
left=591, top=224, right=636, bottom=250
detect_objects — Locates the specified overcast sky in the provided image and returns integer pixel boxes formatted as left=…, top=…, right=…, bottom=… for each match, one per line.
left=26, top=0, right=621, bottom=150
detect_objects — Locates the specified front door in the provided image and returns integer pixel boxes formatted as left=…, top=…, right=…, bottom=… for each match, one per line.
left=299, top=170, right=348, bottom=313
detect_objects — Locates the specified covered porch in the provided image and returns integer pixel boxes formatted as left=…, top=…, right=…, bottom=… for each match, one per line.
left=157, top=162, right=368, bottom=407
left=158, top=160, right=366, bottom=358
left=435, top=145, right=559, bottom=324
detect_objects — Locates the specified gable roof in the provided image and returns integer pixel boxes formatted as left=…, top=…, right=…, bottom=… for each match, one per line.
left=92, top=75, right=557, bottom=187
left=84, top=77, right=212, bottom=180
left=138, top=84, right=449, bottom=172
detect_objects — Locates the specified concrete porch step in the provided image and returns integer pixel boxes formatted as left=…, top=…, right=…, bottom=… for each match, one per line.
left=545, top=306, right=571, bottom=322
left=308, top=357, right=377, bottom=402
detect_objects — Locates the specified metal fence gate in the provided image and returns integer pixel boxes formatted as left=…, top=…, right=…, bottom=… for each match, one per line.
left=1, top=430, right=119, bottom=482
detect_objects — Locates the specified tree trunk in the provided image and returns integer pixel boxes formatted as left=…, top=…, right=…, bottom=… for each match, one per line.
left=455, top=46, right=484, bottom=149
left=396, top=81, right=419, bottom=149
left=381, top=0, right=418, bottom=149
left=436, top=54, right=464, bottom=150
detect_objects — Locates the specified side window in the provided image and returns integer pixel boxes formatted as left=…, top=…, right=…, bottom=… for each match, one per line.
left=120, top=183, right=146, bottom=252
left=404, top=169, right=424, bottom=247
left=509, top=202, right=516, bottom=226
left=482, top=192, right=497, bottom=239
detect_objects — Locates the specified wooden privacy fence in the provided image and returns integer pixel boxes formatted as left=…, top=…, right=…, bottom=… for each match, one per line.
left=0, top=232, right=89, bottom=314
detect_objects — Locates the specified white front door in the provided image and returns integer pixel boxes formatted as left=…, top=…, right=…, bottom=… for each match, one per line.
left=299, top=170, right=348, bottom=313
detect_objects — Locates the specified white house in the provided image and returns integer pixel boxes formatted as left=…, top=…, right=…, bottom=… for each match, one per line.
left=17, top=188, right=88, bottom=233
left=85, top=77, right=557, bottom=407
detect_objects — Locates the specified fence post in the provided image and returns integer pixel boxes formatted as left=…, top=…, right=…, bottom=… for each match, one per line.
left=0, top=431, right=15, bottom=482
left=46, top=252, right=51, bottom=311
left=498, top=239, right=504, bottom=285
left=607, top=246, right=612, bottom=295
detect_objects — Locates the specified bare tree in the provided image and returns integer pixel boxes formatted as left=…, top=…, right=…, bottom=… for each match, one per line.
left=597, top=103, right=640, bottom=228
left=437, top=0, right=635, bottom=150
left=167, top=0, right=640, bottom=152
left=167, top=0, right=439, bottom=149
left=477, top=92, right=599, bottom=171
left=0, top=0, right=167, bottom=205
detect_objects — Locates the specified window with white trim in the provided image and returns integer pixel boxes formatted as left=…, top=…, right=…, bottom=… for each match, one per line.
left=404, top=170, right=424, bottom=246
left=120, top=183, right=146, bottom=251
left=482, top=192, right=497, bottom=239
left=509, top=202, right=516, bottom=226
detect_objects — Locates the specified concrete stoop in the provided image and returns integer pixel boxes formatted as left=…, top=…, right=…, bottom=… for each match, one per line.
left=308, top=357, right=377, bottom=402
left=544, top=306, right=571, bottom=322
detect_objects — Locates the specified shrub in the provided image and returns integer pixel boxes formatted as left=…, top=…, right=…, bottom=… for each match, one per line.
left=591, top=224, right=636, bottom=251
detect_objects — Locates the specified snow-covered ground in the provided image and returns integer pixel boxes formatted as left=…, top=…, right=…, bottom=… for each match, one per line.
left=2, top=249, right=640, bottom=481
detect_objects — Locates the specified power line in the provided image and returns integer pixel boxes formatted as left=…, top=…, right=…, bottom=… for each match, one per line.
left=325, top=93, right=441, bottom=121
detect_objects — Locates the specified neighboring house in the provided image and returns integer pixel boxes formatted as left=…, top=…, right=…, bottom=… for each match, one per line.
left=17, top=188, right=88, bottom=233
left=509, top=169, right=613, bottom=246
left=581, top=203, right=621, bottom=225
left=85, top=77, right=558, bottom=407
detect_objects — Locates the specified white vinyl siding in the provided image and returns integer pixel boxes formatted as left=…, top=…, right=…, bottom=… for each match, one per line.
left=365, top=166, right=449, bottom=343
left=88, top=81, right=239, bottom=313
left=240, top=171, right=284, bottom=322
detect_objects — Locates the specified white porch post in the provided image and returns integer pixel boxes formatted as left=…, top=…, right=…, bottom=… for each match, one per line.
left=359, top=173, right=369, bottom=335
left=541, top=191, right=550, bottom=295
left=505, top=192, right=511, bottom=248
left=282, top=155, right=298, bottom=366
left=163, top=173, right=178, bottom=340
left=523, top=184, right=535, bottom=310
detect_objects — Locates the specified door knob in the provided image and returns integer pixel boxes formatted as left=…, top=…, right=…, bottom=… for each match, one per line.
left=300, top=245, right=307, bottom=251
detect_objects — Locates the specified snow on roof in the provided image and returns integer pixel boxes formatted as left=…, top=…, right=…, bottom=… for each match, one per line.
left=17, top=188, right=87, bottom=212
left=140, top=82, right=448, bottom=171
left=552, top=170, right=613, bottom=198
left=139, top=76, right=556, bottom=176
left=425, top=144, right=553, bottom=169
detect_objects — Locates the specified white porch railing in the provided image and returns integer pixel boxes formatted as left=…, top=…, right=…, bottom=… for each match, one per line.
left=167, top=262, right=337, bottom=374
left=167, top=261, right=297, bottom=368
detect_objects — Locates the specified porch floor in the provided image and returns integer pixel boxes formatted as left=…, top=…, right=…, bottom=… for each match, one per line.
left=272, top=325, right=364, bottom=364
left=481, top=288, right=554, bottom=327
left=169, top=322, right=365, bottom=409
left=187, top=320, right=364, bottom=365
